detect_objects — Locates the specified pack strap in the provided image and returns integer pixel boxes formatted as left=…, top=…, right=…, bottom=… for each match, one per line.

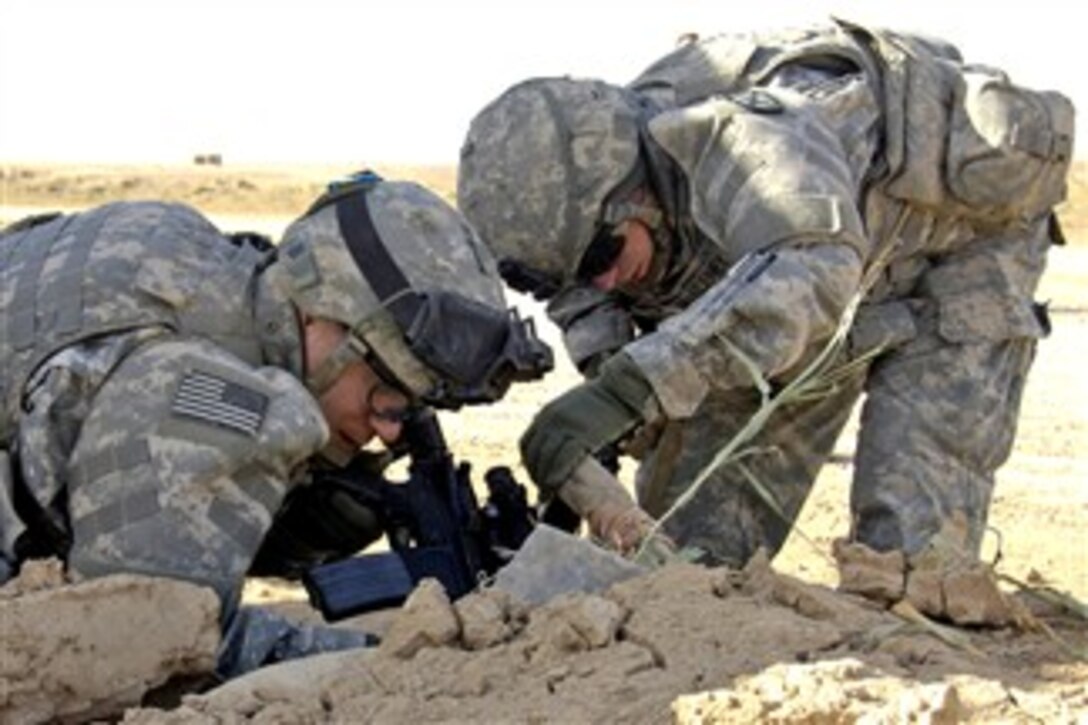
left=333, top=189, right=424, bottom=335
left=9, top=215, right=74, bottom=350
left=49, top=206, right=113, bottom=337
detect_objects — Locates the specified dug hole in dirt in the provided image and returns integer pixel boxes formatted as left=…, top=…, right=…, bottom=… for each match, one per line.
left=3, top=545, right=1085, bottom=724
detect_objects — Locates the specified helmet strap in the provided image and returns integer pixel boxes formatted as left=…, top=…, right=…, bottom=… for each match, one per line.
left=600, top=159, right=663, bottom=232
left=334, top=188, right=425, bottom=332
left=306, top=334, right=369, bottom=396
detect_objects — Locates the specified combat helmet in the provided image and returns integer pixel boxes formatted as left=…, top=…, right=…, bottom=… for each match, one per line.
left=458, top=77, right=651, bottom=296
left=270, top=171, right=552, bottom=409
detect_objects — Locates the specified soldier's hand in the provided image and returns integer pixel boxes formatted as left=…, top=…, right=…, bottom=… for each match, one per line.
left=588, top=502, right=657, bottom=555
left=520, top=352, right=655, bottom=491
left=555, top=457, right=657, bottom=558
left=249, top=455, right=389, bottom=578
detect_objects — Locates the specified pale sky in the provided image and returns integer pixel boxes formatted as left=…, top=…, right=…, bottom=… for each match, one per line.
left=1, top=0, right=1084, bottom=165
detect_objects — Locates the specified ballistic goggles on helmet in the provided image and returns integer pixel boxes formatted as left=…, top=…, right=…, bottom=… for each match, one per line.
left=496, top=224, right=624, bottom=297
left=576, top=193, right=665, bottom=282
left=576, top=224, right=626, bottom=281
left=330, top=178, right=553, bottom=409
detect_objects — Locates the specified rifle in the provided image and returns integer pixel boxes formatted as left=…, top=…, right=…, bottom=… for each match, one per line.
left=302, top=407, right=545, bottom=622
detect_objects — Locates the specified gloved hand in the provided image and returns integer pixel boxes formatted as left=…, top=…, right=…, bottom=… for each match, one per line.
left=521, top=352, right=655, bottom=493
left=592, top=503, right=658, bottom=555
left=249, top=454, right=389, bottom=578
left=558, top=457, right=657, bottom=556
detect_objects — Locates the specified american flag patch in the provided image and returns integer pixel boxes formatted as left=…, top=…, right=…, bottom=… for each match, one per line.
left=171, top=370, right=269, bottom=437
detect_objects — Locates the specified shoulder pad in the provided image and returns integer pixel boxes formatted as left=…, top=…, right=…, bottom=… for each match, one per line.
left=648, top=96, right=869, bottom=261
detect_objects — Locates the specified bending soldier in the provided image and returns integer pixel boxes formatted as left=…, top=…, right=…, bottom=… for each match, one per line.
left=458, top=20, right=1074, bottom=606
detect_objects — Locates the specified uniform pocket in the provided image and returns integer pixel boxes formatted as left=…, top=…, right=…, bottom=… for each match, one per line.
left=937, top=288, right=1046, bottom=344
left=946, top=67, right=1075, bottom=220
left=849, top=300, right=918, bottom=357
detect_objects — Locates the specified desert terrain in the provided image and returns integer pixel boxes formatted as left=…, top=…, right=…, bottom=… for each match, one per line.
left=0, top=162, right=1085, bottom=723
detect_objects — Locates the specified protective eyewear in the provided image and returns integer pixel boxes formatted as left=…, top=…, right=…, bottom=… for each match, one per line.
left=402, top=291, right=552, bottom=407
left=366, top=381, right=413, bottom=424
left=576, top=223, right=626, bottom=281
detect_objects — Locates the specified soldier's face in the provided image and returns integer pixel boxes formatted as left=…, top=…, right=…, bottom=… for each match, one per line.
left=589, top=219, right=655, bottom=292
left=320, top=361, right=408, bottom=452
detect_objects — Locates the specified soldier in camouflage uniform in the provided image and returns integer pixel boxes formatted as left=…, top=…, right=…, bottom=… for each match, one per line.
left=0, top=172, right=551, bottom=677
left=458, top=20, right=1074, bottom=605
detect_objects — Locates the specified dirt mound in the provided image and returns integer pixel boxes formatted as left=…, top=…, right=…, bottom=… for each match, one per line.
left=673, top=658, right=1083, bottom=723
left=122, top=556, right=1086, bottom=724
left=0, top=561, right=220, bottom=724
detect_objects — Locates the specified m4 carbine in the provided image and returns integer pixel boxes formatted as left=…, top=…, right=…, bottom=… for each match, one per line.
left=301, top=407, right=548, bottom=622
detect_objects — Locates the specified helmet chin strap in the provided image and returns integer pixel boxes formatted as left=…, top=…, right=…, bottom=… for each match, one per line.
left=305, top=334, right=370, bottom=397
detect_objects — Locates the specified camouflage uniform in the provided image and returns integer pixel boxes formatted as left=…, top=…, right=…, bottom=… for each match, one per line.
left=0, top=201, right=315, bottom=592
left=0, top=180, right=542, bottom=675
left=460, top=21, right=1073, bottom=566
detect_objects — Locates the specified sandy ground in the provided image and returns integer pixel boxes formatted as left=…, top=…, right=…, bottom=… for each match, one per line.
left=0, top=164, right=1085, bottom=722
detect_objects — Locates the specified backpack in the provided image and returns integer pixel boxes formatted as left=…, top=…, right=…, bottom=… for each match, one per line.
left=854, top=22, right=1075, bottom=224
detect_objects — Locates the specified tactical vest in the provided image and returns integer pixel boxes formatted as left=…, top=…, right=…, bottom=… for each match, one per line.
left=631, top=19, right=1075, bottom=229
left=632, top=23, right=879, bottom=109
left=614, top=23, right=877, bottom=326
left=0, top=201, right=273, bottom=443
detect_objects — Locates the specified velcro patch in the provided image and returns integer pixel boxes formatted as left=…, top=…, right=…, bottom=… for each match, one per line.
left=171, top=370, right=268, bottom=437
left=731, top=88, right=783, bottom=114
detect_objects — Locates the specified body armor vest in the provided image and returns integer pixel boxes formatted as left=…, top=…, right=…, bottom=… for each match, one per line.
left=622, top=19, right=1073, bottom=319
left=632, top=19, right=1073, bottom=228
left=0, top=201, right=272, bottom=442
left=631, top=22, right=879, bottom=109
left=617, top=23, right=877, bottom=326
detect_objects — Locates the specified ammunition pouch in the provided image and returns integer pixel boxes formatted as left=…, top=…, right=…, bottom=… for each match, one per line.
left=874, top=31, right=1074, bottom=224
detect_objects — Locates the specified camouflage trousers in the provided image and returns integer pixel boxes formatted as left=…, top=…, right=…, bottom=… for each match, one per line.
left=636, top=222, right=1049, bottom=565
left=216, top=605, right=376, bottom=680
